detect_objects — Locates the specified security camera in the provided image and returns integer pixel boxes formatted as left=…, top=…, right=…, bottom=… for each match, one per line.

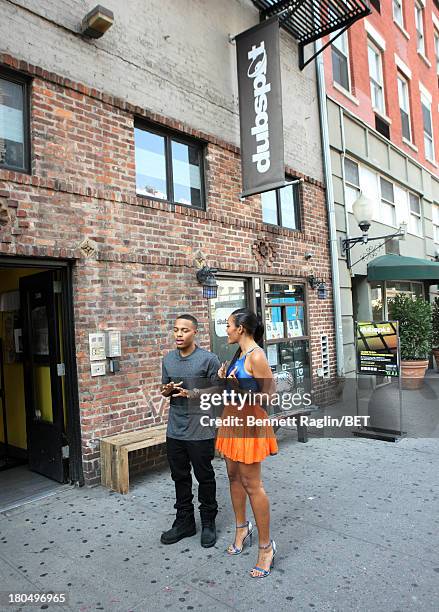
left=304, top=253, right=312, bottom=260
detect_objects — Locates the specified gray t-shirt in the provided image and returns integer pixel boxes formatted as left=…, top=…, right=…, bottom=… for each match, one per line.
left=162, top=346, right=221, bottom=440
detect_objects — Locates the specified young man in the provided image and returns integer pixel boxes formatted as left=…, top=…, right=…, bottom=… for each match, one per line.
left=160, top=314, right=220, bottom=548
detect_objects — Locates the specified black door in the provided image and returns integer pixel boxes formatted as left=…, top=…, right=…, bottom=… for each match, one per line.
left=20, top=271, right=66, bottom=482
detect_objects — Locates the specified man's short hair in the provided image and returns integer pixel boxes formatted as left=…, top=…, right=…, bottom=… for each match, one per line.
left=175, top=314, right=198, bottom=329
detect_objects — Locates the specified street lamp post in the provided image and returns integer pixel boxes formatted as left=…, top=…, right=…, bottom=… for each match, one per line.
left=341, top=193, right=407, bottom=269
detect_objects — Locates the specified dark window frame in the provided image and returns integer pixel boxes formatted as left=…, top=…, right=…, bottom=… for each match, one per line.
left=262, top=280, right=309, bottom=345
left=261, top=177, right=302, bottom=231
left=134, top=119, right=206, bottom=210
left=0, top=66, right=31, bottom=174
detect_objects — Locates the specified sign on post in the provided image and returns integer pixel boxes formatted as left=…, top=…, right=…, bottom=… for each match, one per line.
left=236, top=17, right=285, bottom=198
left=356, top=321, right=400, bottom=377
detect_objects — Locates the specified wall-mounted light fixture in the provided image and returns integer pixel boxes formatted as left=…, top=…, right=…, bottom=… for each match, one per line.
left=341, top=193, right=407, bottom=268
left=81, top=5, right=114, bottom=38
left=308, top=275, right=327, bottom=299
left=196, top=266, right=218, bottom=299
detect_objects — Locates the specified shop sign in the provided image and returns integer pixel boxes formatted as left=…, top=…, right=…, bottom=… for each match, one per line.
left=356, top=321, right=400, bottom=377
left=236, top=17, right=285, bottom=198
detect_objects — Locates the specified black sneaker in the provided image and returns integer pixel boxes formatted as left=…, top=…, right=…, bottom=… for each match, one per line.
left=200, top=521, right=216, bottom=548
left=160, top=517, right=196, bottom=545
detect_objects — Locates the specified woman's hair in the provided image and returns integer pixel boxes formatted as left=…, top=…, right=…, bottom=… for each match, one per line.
left=231, top=308, right=264, bottom=344
left=228, top=309, right=264, bottom=369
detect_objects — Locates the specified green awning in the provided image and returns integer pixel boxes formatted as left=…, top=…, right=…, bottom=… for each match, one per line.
left=367, top=254, right=439, bottom=281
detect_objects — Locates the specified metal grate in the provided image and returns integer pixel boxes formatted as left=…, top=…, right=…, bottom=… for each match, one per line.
left=321, top=334, right=330, bottom=378
left=250, top=0, right=371, bottom=68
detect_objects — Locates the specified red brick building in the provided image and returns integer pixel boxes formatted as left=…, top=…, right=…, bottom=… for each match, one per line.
left=322, top=0, right=439, bottom=375
left=0, top=1, right=339, bottom=488
left=326, top=0, right=438, bottom=169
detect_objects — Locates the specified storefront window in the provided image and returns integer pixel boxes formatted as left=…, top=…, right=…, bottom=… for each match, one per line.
left=209, top=278, right=310, bottom=392
left=385, top=281, right=424, bottom=316
left=209, top=279, right=248, bottom=363
left=370, top=282, right=384, bottom=321
left=263, top=282, right=309, bottom=391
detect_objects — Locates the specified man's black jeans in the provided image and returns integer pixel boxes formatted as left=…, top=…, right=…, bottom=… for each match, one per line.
left=166, top=436, right=218, bottom=523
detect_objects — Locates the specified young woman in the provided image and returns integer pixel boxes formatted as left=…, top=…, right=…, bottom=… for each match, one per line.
left=216, top=308, right=278, bottom=578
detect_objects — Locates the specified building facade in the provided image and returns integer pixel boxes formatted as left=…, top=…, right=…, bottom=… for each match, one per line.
left=323, top=0, right=439, bottom=375
left=0, top=0, right=342, bottom=487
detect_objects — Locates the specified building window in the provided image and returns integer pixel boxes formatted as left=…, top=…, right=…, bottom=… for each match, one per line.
left=261, top=180, right=301, bottom=230
left=134, top=123, right=205, bottom=208
left=0, top=70, right=30, bottom=173
left=370, top=282, right=384, bottom=321
left=380, top=177, right=396, bottom=226
left=421, top=93, right=435, bottom=161
left=262, top=281, right=309, bottom=390
left=344, top=158, right=360, bottom=212
left=415, top=2, right=425, bottom=55
left=435, top=31, right=439, bottom=75
left=433, top=204, right=439, bottom=243
left=408, top=193, right=422, bottom=236
left=397, top=74, right=411, bottom=142
left=385, top=281, right=423, bottom=314
left=393, top=0, right=404, bottom=28
left=331, top=30, right=350, bottom=91
left=367, top=40, right=385, bottom=114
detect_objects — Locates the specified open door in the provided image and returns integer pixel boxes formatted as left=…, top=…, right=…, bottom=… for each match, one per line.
left=20, top=271, right=66, bottom=482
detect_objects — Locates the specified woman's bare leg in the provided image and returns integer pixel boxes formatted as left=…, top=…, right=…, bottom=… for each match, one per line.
left=238, top=461, right=274, bottom=575
left=225, top=457, right=250, bottom=550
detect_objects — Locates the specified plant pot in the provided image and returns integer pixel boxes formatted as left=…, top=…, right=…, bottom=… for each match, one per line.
left=400, top=359, right=429, bottom=390
left=433, top=348, right=439, bottom=371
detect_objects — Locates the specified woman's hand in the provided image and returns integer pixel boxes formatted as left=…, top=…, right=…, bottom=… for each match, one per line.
left=218, top=361, right=229, bottom=379
left=226, top=366, right=240, bottom=390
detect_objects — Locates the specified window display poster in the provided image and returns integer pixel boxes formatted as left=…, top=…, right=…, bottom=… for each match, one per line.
left=287, top=319, right=302, bottom=337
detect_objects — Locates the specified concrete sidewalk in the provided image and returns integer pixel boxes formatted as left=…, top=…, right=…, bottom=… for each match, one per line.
left=1, top=429, right=439, bottom=612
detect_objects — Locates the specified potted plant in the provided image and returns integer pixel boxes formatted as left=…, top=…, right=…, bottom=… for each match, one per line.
left=387, top=293, right=432, bottom=389
left=432, top=297, right=439, bottom=370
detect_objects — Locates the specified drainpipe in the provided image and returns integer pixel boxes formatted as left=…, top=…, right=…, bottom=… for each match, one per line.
left=315, top=39, right=345, bottom=377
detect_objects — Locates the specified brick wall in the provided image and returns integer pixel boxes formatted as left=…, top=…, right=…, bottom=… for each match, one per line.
left=324, top=0, right=439, bottom=172
left=0, top=55, right=335, bottom=485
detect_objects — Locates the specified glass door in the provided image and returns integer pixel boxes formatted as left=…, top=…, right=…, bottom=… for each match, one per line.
left=209, top=278, right=249, bottom=363
left=20, top=271, right=66, bottom=482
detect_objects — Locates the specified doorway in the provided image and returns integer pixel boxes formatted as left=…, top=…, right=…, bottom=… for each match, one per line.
left=0, top=259, right=82, bottom=508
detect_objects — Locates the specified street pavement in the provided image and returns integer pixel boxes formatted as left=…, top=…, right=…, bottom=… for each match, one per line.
left=1, top=422, right=438, bottom=612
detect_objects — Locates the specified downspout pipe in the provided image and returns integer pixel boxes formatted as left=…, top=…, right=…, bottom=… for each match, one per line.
left=315, top=39, right=345, bottom=377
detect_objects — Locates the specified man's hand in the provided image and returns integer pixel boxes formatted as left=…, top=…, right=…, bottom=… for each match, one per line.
left=160, top=381, right=183, bottom=397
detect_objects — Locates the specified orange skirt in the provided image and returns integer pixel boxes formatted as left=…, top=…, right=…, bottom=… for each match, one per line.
left=215, top=403, right=278, bottom=464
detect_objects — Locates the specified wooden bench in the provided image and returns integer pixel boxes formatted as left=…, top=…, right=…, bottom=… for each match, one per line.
left=101, top=407, right=316, bottom=494
left=101, top=424, right=167, bottom=494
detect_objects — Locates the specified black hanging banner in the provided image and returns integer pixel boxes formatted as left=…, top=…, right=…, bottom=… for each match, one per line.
left=236, top=17, right=285, bottom=198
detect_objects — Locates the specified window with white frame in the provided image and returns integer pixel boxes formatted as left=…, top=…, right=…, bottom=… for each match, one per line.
left=331, top=30, right=350, bottom=91
left=415, top=2, right=425, bottom=55
left=367, top=40, right=385, bottom=114
left=433, top=204, right=439, bottom=243
left=421, top=92, right=435, bottom=160
left=397, top=74, right=411, bottom=141
left=380, top=177, right=396, bottom=226
left=344, top=158, right=360, bottom=212
left=393, top=0, right=404, bottom=28
left=435, top=31, right=439, bottom=74
left=408, top=193, right=422, bottom=235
